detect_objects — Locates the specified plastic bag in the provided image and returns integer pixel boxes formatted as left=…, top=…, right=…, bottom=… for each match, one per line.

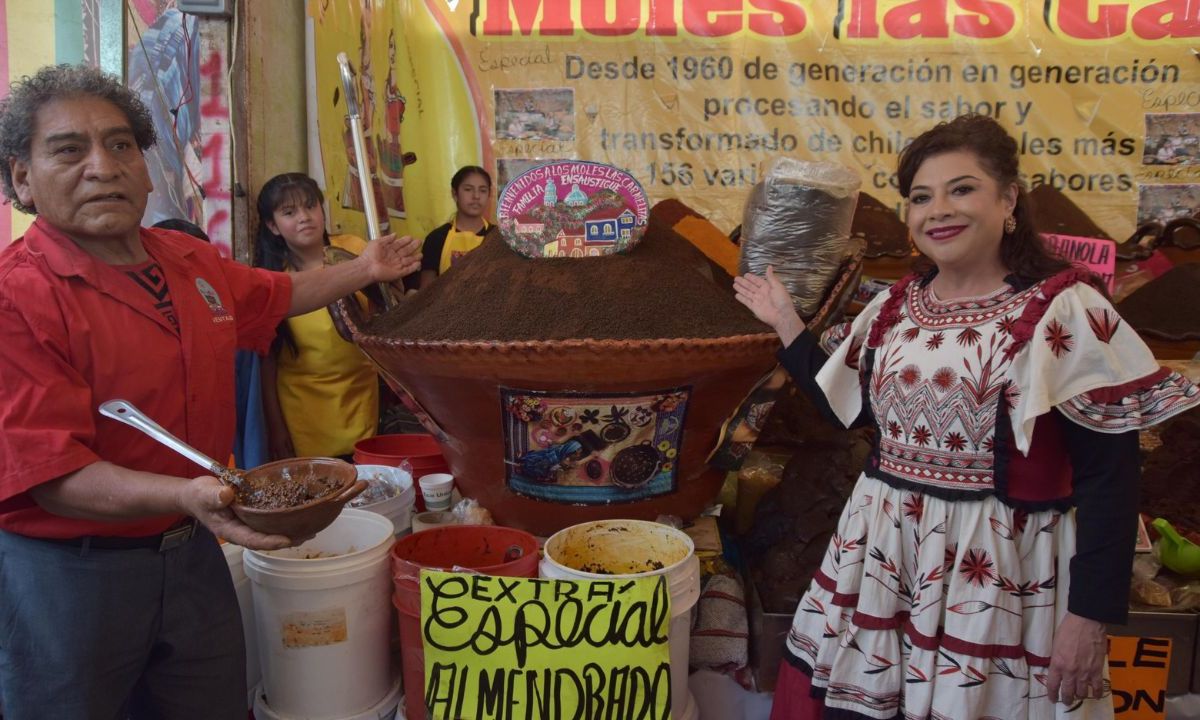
left=451, top=497, right=494, bottom=526
left=738, top=158, right=862, bottom=318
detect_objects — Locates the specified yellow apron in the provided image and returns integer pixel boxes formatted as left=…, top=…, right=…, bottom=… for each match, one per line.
left=276, top=234, right=378, bottom=457
left=438, top=219, right=491, bottom=274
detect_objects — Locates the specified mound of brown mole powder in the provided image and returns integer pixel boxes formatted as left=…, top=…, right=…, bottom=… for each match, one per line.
left=1029, top=185, right=1113, bottom=241
left=236, top=473, right=340, bottom=510
left=366, top=216, right=770, bottom=342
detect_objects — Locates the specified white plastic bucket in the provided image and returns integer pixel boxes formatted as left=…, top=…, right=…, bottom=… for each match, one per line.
left=352, top=464, right=416, bottom=536
left=221, top=542, right=260, bottom=709
left=244, top=508, right=396, bottom=719
left=252, top=673, right=404, bottom=720
left=540, top=519, right=701, bottom=720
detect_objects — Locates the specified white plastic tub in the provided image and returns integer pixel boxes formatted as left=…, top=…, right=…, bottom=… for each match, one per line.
left=352, top=464, right=415, bottom=536
left=244, top=509, right=396, bottom=719
left=540, top=519, right=701, bottom=720
left=252, top=673, right=403, bottom=720
left=221, top=542, right=260, bottom=710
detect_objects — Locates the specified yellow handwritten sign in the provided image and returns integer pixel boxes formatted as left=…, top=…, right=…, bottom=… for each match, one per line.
left=420, top=569, right=672, bottom=720
left=1108, top=635, right=1171, bottom=720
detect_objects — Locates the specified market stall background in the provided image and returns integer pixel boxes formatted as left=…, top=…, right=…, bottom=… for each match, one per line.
left=307, top=0, right=1199, bottom=244
left=1, top=0, right=304, bottom=259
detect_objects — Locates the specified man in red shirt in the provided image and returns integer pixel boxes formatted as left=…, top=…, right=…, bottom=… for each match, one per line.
left=0, top=65, right=419, bottom=719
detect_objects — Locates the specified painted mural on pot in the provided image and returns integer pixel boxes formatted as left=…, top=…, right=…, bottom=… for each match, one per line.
left=501, top=387, right=690, bottom=504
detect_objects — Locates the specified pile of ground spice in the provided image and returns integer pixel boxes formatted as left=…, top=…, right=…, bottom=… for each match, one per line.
left=236, top=472, right=340, bottom=510
left=1117, top=264, right=1200, bottom=340
left=1140, top=408, right=1200, bottom=536
left=1029, top=185, right=1113, bottom=241
left=366, top=213, right=769, bottom=342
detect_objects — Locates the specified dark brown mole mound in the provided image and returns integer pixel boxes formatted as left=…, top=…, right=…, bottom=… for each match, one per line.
left=364, top=219, right=769, bottom=343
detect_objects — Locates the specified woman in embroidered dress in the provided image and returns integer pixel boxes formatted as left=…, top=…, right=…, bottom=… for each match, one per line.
left=734, top=114, right=1200, bottom=720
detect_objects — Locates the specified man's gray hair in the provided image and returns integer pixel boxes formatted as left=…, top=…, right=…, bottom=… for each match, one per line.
left=0, top=64, right=156, bottom=214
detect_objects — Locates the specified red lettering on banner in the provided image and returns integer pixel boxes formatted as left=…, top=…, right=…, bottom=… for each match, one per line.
left=844, top=0, right=1015, bottom=39
left=472, top=0, right=1195, bottom=40
left=646, top=0, right=680, bottom=34
left=474, top=0, right=807, bottom=37
left=479, top=0, right=573, bottom=35
left=954, top=0, right=1015, bottom=37
left=683, top=0, right=747, bottom=36
left=844, top=0, right=883, bottom=37
left=1132, top=0, right=1200, bottom=39
left=579, top=0, right=640, bottom=35
left=883, top=0, right=952, bottom=38
left=1053, top=0, right=1128, bottom=38
left=749, top=0, right=808, bottom=36
left=1051, top=0, right=1199, bottom=39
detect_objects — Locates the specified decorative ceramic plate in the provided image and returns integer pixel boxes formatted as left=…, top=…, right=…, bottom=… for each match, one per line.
left=497, top=160, right=649, bottom=259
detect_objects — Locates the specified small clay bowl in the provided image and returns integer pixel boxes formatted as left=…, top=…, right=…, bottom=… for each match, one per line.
left=230, top=458, right=366, bottom=539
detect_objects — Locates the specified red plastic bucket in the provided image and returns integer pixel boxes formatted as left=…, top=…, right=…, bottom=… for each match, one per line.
left=353, top=434, right=448, bottom=472
left=390, top=525, right=539, bottom=720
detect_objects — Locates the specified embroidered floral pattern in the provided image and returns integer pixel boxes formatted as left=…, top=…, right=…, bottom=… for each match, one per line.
left=844, top=335, right=864, bottom=370
left=925, top=331, right=945, bottom=350
left=899, top=364, right=922, bottom=387
left=1085, top=307, right=1121, bottom=344
left=957, top=327, right=982, bottom=347
left=902, top=493, right=924, bottom=522
left=996, top=314, right=1017, bottom=336
left=958, top=548, right=997, bottom=586
left=933, top=367, right=958, bottom=391
left=1043, top=319, right=1075, bottom=358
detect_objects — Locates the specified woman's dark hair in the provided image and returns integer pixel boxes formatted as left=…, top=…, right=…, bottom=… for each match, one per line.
left=896, top=114, right=1075, bottom=284
left=153, top=218, right=209, bottom=241
left=253, top=173, right=330, bottom=356
left=0, top=64, right=156, bottom=214
left=451, top=165, right=491, bottom=192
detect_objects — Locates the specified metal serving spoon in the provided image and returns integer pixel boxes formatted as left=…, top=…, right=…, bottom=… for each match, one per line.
left=98, top=399, right=245, bottom=488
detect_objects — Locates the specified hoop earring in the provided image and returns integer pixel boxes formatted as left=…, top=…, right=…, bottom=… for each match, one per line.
left=1004, top=215, right=1017, bottom=234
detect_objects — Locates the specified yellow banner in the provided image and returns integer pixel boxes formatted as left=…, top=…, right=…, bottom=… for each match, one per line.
left=420, top=569, right=673, bottom=720
left=310, top=1, right=1200, bottom=243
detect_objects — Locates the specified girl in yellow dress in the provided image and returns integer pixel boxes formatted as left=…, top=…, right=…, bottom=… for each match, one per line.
left=254, top=173, right=379, bottom=460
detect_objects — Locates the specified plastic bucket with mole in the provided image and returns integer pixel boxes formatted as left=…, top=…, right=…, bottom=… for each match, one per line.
left=252, top=674, right=403, bottom=720
left=390, top=524, right=539, bottom=720
left=243, top=509, right=396, bottom=719
left=540, top=519, right=701, bottom=720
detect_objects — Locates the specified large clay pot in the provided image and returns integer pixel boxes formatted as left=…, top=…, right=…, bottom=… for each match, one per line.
left=346, top=316, right=778, bottom=535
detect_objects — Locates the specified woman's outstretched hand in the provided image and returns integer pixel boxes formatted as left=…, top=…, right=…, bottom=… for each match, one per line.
left=733, top=266, right=805, bottom=346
